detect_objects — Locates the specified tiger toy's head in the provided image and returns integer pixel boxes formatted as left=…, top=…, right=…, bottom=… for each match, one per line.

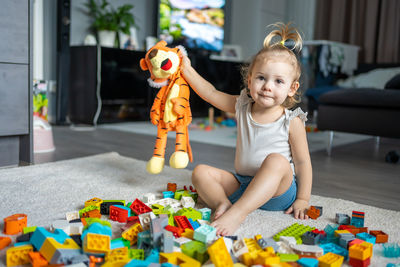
left=140, top=40, right=187, bottom=88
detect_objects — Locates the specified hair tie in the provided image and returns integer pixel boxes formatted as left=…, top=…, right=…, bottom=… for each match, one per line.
left=280, top=40, right=285, bottom=46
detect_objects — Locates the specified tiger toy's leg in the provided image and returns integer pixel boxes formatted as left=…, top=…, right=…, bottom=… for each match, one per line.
left=169, top=125, right=189, bottom=169
left=146, top=126, right=169, bottom=174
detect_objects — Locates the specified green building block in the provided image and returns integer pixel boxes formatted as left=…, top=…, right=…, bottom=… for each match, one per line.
left=175, top=207, right=202, bottom=221
left=273, top=223, right=315, bottom=244
left=151, top=204, right=165, bottom=215
left=174, top=189, right=185, bottom=200
left=278, top=253, right=299, bottom=262
left=181, top=240, right=209, bottom=264
left=129, top=248, right=145, bottom=260
left=112, top=237, right=131, bottom=248
left=198, top=208, right=211, bottom=221
left=23, top=226, right=37, bottom=234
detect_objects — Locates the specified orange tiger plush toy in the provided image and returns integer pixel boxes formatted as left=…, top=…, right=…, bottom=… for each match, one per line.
left=140, top=40, right=193, bottom=174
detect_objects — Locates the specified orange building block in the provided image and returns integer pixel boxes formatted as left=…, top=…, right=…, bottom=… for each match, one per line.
left=370, top=230, right=389, bottom=243
left=349, top=242, right=373, bottom=260
left=0, top=236, right=12, bottom=250
left=306, top=206, right=321, bottom=220
left=3, top=214, right=27, bottom=235
left=28, top=251, right=48, bottom=267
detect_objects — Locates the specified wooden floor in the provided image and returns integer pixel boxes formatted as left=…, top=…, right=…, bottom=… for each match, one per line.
left=35, top=126, right=400, bottom=211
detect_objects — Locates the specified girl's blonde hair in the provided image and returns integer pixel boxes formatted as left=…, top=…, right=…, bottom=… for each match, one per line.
left=242, top=22, right=303, bottom=108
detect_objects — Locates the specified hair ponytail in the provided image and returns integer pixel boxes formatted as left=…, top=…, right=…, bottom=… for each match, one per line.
left=263, top=22, right=302, bottom=52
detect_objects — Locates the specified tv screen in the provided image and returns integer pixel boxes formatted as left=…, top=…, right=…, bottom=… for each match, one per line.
left=159, top=0, right=225, bottom=52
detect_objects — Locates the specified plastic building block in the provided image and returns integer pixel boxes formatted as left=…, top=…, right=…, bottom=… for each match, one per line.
left=306, top=206, right=321, bottom=220
left=382, top=243, right=400, bottom=258
left=138, top=212, right=156, bottom=230
left=319, top=242, right=349, bottom=260
left=129, top=248, right=145, bottom=260
left=66, top=211, right=80, bottom=222
left=150, top=214, right=169, bottom=247
left=188, top=218, right=200, bottom=230
left=351, top=211, right=365, bottom=228
left=151, top=204, right=164, bottom=215
left=79, top=205, right=99, bottom=217
left=100, top=201, right=125, bottom=215
left=174, top=236, right=192, bottom=247
left=334, top=229, right=351, bottom=237
left=0, top=236, right=12, bottom=250
left=254, top=250, right=280, bottom=266
left=181, top=240, right=209, bottom=264
left=348, top=256, right=371, bottom=267
left=206, top=237, right=234, bottom=267
left=181, top=196, right=195, bottom=208
left=193, top=224, right=216, bottom=243
left=137, top=230, right=151, bottom=249
left=174, top=216, right=193, bottom=230
left=167, top=183, right=177, bottom=192
left=175, top=207, right=202, bottom=221
left=110, top=205, right=131, bottom=223
left=82, top=222, right=112, bottom=241
left=356, top=232, right=376, bottom=244
left=3, top=214, right=27, bottom=235
left=318, top=252, right=344, bottom=267
left=297, top=257, right=318, bottom=267
left=278, top=253, right=299, bottom=262
left=85, top=197, right=103, bottom=207
left=6, top=244, right=34, bottom=266
left=161, top=230, right=174, bottom=253
left=349, top=242, right=373, bottom=260
left=336, top=213, right=351, bottom=225
left=324, top=224, right=339, bottom=236
left=159, top=252, right=201, bottom=267
left=163, top=191, right=175, bottom=199
left=83, top=233, right=110, bottom=254
left=122, top=223, right=144, bottom=245
left=301, top=231, right=321, bottom=245
left=198, top=208, right=211, bottom=221
left=30, top=227, right=70, bottom=251
left=257, top=237, right=279, bottom=251
left=241, top=238, right=263, bottom=266
left=111, top=237, right=130, bottom=249
left=273, top=223, right=315, bottom=244
left=181, top=228, right=194, bottom=240
left=165, top=225, right=184, bottom=238
left=130, top=198, right=152, bottom=215
left=39, top=235, right=81, bottom=264
left=338, top=234, right=355, bottom=248
left=105, top=246, right=130, bottom=262
left=291, top=244, right=324, bottom=257
left=28, top=251, right=48, bottom=267
left=23, top=226, right=37, bottom=234
left=369, top=230, right=389, bottom=243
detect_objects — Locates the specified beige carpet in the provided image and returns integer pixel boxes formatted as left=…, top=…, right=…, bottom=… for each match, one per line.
left=0, top=152, right=399, bottom=266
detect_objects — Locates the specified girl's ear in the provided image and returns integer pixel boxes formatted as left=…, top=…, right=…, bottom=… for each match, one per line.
left=247, top=74, right=252, bottom=88
left=288, top=81, right=299, bottom=96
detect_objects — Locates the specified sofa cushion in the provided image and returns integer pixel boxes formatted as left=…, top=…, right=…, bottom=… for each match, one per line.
left=385, top=73, right=400, bottom=89
left=319, top=88, right=400, bottom=109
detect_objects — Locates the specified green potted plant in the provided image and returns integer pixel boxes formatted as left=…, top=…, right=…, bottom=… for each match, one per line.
left=85, top=0, right=136, bottom=48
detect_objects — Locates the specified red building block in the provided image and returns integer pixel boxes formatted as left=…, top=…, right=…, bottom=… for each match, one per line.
left=110, top=205, right=130, bottom=223
left=130, top=199, right=152, bottom=215
left=349, top=256, right=370, bottom=267
left=174, top=216, right=193, bottom=230
left=165, top=225, right=184, bottom=238
left=167, top=183, right=177, bottom=192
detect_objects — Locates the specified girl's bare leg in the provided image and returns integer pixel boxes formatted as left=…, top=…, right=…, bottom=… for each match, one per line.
left=211, top=153, right=293, bottom=236
left=191, top=164, right=239, bottom=219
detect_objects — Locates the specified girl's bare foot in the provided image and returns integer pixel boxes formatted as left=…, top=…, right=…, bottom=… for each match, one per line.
left=211, top=207, right=247, bottom=236
left=213, top=201, right=232, bottom=220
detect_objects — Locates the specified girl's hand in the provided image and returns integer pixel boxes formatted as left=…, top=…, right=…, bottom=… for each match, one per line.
left=181, top=55, right=192, bottom=70
left=285, top=199, right=309, bottom=219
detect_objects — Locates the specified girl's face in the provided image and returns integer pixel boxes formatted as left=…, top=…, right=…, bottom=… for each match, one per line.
left=248, top=56, right=299, bottom=109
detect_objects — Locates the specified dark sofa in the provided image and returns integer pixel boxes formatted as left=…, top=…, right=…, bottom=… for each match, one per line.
left=314, top=65, right=400, bottom=155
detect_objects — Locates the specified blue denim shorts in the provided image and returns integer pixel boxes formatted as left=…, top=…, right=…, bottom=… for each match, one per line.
left=228, top=173, right=297, bottom=211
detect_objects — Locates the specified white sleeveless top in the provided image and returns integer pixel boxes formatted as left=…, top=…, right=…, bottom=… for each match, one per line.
left=234, top=89, right=307, bottom=176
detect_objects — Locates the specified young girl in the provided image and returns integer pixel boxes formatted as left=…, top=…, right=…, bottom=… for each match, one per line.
left=181, top=22, right=313, bottom=236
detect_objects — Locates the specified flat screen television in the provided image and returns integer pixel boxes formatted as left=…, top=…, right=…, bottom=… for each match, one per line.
left=158, top=0, right=225, bottom=52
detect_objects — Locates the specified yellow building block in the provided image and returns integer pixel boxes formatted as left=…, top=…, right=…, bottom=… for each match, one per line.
left=207, top=238, right=233, bottom=267
left=6, top=244, right=33, bottom=267
left=334, top=229, right=351, bottom=237
left=241, top=238, right=263, bottom=266
left=40, top=237, right=80, bottom=262
left=105, top=247, right=130, bottom=262
left=122, top=223, right=143, bottom=245
left=233, top=263, right=247, bottom=267
left=318, top=252, right=344, bottom=267
left=85, top=197, right=103, bottom=207
left=254, top=250, right=280, bottom=265
left=181, top=228, right=194, bottom=239
left=159, top=252, right=201, bottom=267
left=349, top=241, right=373, bottom=260
left=83, top=233, right=111, bottom=254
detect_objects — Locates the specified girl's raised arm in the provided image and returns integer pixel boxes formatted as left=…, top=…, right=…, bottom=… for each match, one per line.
left=181, top=56, right=237, bottom=114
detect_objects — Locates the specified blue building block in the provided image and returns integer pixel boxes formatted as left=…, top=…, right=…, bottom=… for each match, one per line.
left=188, top=218, right=200, bottom=230
left=31, top=227, right=70, bottom=251
left=198, top=208, right=211, bottom=221
left=319, top=242, right=348, bottom=260
left=113, top=204, right=132, bottom=217
left=356, top=232, right=376, bottom=244
left=324, top=224, right=339, bottom=236
left=297, top=257, right=318, bottom=267
left=81, top=222, right=112, bottom=241
left=301, top=231, right=321, bottom=245
left=335, top=213, right=350, bottom=225
left=162, top=191, right=175, bottom=198
left=14, top=241, right=31, bottom=247
left=138, top=230, right=151, bottom=249
left=111, top=238, right=130, bottom=249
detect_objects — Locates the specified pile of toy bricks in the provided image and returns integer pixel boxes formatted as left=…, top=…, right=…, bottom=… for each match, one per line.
left=1, top=183, right=399, bottom=267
